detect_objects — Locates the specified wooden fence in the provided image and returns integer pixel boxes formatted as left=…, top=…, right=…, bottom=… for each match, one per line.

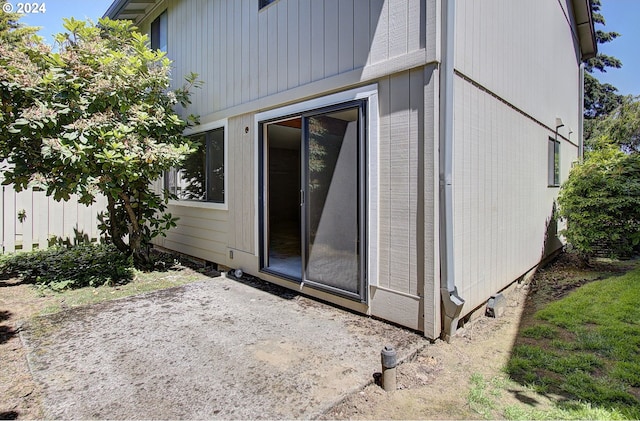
left=0, top=185, right=107, bottom=253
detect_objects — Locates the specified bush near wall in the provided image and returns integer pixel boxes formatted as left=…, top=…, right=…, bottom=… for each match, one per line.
left=558, top=142, right=640, bottom=260
left=0, top=243, right=133, bottom=291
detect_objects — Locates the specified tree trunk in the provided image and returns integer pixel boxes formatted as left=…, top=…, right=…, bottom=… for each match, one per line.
left=118, top=191, right=153, bottom=269
left=106, top=195, right=131, bottom=256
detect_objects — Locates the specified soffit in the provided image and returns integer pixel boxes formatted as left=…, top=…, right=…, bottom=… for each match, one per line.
left=103, top=0, right=160, bottom=24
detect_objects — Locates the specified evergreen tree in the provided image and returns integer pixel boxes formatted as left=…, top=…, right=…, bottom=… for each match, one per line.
left=583, top=0, right=623, bottom=144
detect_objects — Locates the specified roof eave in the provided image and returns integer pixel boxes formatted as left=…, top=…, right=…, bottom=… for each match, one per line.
left=103, top=0, right=129, bottom=19
left=571, top=0, right=598, bottom=60
left=103, top=0, right=160, bottom=23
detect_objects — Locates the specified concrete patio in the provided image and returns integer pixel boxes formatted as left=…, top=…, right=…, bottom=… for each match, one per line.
left=20, top=274, right=427, bottom=419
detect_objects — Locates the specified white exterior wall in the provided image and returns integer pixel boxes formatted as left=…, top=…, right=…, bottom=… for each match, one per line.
left=454, top=0, right=580, bottom=132
left=451, top=0, right=581, bottom=314
left=145, top=0, right=426, bottom=123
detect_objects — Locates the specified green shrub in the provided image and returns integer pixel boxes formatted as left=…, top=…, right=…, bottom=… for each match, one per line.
left=0, top=243, right=133, bottom=291
left=558, top=142, right=640, bottom=259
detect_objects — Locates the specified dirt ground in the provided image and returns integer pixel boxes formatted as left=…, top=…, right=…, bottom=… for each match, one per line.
left=0, top=278, right=48, bottom=420
left=0, top=252, right=629, bottom=420
left=322, top=280, right=543, bottom=420
left=323, top=252, right=638, bottom=420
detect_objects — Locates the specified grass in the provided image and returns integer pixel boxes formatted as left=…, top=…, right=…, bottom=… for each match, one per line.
left=468, top=373, right=497, bottom=419
left=467, top=372, right=630, bottom=420
left=35, top=263, right=214, bottom=316
left=505, top=264, right=640, bottom=419
left=503, top=401, right=628, bottom=420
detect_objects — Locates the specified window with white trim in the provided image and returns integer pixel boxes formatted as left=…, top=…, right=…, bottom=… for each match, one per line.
left=165, top=127, right=225, bottom=203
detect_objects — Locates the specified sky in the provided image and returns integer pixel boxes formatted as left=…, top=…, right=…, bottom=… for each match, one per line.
left=14, top=0, right=640, bottom=97
left=16, top=0, right=114, bottom=43
left=595, top=0, right=640, bottom=97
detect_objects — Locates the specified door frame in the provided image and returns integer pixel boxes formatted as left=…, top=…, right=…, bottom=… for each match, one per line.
left=255, top=85, right=379, bottom=303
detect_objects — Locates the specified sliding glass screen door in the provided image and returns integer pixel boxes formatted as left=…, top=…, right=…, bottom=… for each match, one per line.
left=260, top=100, right=366, bottom=301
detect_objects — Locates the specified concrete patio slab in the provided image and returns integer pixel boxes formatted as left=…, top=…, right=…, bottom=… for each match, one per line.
left=20, top=275, right=427, bottom=419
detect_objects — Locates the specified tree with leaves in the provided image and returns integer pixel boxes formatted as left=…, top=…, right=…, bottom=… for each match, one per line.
left=0, top=0, right=39, bottom=45
left=583, top=0, right=623, bottom=144
left=559, top=1, right=640, bottom=260
left=590, top=96, right=640, bottom=154
left=0, top=17, right=200, bottom=268
left=558, top=138, right=640, bottom=260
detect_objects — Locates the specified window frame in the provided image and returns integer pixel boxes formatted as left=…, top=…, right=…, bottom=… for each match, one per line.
left=167, top=120, right=228, bottom=210
left=150, top=10, right=168, bottom=52
left=548, top=137, right=560, bottom=187
left=254, top=84, right=379, bottom=290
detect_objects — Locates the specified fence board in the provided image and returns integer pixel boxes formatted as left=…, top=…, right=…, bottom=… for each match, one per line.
left=34, top=190, right=48, bottom=249
left=0, top=184, right=106, bottom=253
left=3, top=186, right=16, bottom=253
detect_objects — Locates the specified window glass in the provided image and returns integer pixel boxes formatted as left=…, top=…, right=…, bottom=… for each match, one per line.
left=165, top=127, right=225, bottom=203
left=548, top=138, right=560, bottom=187
left=207, top=128, right=225, bottom=203
left=259, top=0, right=277, bottom=10
left=151, top=10, right=168, bottom=52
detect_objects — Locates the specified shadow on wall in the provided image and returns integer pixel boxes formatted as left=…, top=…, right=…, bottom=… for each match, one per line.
left=541, top=201, right=563, bottom=260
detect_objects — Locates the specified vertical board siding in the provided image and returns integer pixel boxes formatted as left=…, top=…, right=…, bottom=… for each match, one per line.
left=227, top=113, right=255, bottom=254
left=377, top=70, right=424, bottom=296
left=151, top=0, right=426, bottom=274
left=451, top=0, right=581, bottom=314
left=377, top=77, right=391, bottom=289
left=455, top=0, right=580, bottom=132
left=298, top=0, right=312, bottom=85
left=338, top=0, right=354, bottom=73
left=452, top=77, right=578, bottom=313
left=286, top=0, right=299, bottom=89
left=162, top=0, right=424, bottom=119
left=276, top=3, right=288, bottom=94
left=388, top=72, right=410, bottom=292
left=0, top=186, right=106, bottom=253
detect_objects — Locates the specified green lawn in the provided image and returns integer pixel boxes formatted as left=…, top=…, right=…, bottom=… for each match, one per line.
left=506, top=266, right=640, bottom=419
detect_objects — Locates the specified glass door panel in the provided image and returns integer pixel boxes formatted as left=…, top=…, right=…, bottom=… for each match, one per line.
left=305, top=107, right=361, bottom=295
left=264, top=118, right=302, bottom=280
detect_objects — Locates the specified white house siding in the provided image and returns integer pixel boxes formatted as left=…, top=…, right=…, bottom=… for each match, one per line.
left=161, top=204, right=229, bottom=265
left=133, top=0, right=587, bottom=337
left=454, top=0, right=580, bottom=131
left=370, top=68, right=429, bottom=332
left=227, top=113, right=255, bottom=255
left=150, top=0, right=425, bottom=122
left=451, top=0, right=581, bottom=314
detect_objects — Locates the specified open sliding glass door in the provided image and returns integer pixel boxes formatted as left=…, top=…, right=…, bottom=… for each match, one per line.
left=260, top=100, right=367, bottom=302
